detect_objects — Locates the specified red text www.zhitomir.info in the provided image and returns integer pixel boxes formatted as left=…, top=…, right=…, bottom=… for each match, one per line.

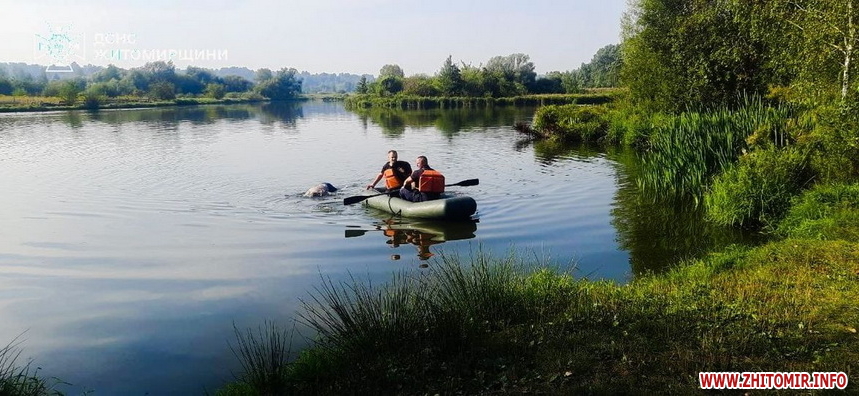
left=699, top=372, right=848, bottom=390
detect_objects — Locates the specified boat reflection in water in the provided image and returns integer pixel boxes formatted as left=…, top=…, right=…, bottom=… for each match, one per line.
left=345, top=217, right=478, bottom=264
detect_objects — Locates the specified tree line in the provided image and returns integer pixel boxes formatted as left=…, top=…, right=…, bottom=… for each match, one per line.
left=0, top=61, right=304, bottom=104
left=622, top=0, right=859, bottom=113
left=0, top=62, right=377, bottom=106
left=354, top=47, right=621, bottom=98
left=0, top=46, right=623, bottom=106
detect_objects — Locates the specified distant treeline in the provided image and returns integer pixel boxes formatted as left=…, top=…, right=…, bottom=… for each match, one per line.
left=353, top=46, right=620, bottom=99
left=0, top=45, right=620, bottom=107
left=0, top=62, right=371, bottom=102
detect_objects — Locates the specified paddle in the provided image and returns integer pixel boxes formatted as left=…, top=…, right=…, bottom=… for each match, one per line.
left=343, top=178, right=479, bottom=205
left=345, top=229, right=369, bottom=238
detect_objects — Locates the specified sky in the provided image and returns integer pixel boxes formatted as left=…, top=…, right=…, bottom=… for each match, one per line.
left=0, top=0, right=627, bottom=76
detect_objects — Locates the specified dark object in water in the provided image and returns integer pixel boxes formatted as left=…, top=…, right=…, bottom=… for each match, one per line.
left=304, top=182, right=338, bottom=197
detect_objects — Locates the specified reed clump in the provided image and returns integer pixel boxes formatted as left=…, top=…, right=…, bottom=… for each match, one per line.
left=636, top=98, right=796, bottom=201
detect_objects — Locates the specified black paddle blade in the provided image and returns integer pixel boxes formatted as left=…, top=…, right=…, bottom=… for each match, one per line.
left=345, top=229, right=368, bottom=238
left=447, top=178, right=479, bottom=187
left=344, top=191, right=389, bottom=205
left=343, top=195, right=372, bottom=205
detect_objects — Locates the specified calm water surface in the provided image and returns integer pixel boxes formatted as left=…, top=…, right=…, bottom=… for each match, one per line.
left=0, top=102, right=749, bottom=394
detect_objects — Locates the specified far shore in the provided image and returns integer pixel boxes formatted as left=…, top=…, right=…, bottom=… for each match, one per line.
left=0, top=94, right=352, bottom=114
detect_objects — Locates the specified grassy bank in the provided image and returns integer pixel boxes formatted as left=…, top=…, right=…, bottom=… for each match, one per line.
left=0, top=94, right=320, bottom=113
left=343, top=92, right=617, bottom=110
left=220, top=183, right=859, bottom=394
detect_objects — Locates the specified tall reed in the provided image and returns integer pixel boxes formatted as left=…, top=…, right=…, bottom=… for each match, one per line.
left=637, top=97, right=794, bottom=201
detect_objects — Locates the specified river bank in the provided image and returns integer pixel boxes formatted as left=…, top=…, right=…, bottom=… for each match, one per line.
left=216, top=183, right=858, bottom=395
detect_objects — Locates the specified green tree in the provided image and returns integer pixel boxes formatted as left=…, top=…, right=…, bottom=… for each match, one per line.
left=485, top=53, right=536, bottom=91
left=379, top=64, right=405, bottom=78
left=587, top=44, right=622, bottom=87
left=141, top=61, right=176, bottom=83
left=621, top=0, right=779, bottom=113
left=255, top=68, right=273, bottom=83
left=0, top=77, right=13, bottom=95
left=255, top=68, right=302, bottom=100
left=356, top=76, right=369, bottom=94
left=459, top=65, right=487, bottom=96
left=149, top=81, right=176, bottom=100
left=783, top=0, right=859, bottom=105
left=376, top=75, right=403, bottom=96
left=222, top=75, right=253, bottom=93
left=437, top=56, right=463, bottom=96
left=57, top=79, right=83, bottom=105
left=205, top=83, right=226, bottom=99
left=402, top=75, right=439, bottom=96
left=92, top=64, right=123, bottom=83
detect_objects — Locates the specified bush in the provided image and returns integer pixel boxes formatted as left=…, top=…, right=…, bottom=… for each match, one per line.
left=532, top=104, right=610, bottom=141
left=776, top=183, right=859, bottom=241
left=82, top=86, right=107, bottom=109
left=705, top=147, right=815, bottom=228
left=805, top=107, right=859, bottom=183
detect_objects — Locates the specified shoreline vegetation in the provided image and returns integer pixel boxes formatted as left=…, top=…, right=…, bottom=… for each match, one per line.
left=215, top=187, right=859, bottom=393
left=5, top=0, right=859, bottom=392
left=0, top=93, right=354, bottom=114
left=342, top=91, right=618, bottom=110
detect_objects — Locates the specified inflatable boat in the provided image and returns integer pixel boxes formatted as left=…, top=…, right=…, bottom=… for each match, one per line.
left=360, top=189, right=477, bottom=220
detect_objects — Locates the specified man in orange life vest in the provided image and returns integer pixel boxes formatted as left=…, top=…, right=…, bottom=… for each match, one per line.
left=399, top=155, right=445, bottom=202
left=366, top=150, right=412, bottom=197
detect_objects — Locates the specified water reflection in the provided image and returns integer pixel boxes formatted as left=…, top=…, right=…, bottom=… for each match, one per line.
left=350, top=106, right=539, bottom=136
left=62, top=102, right=305, bottom=129
left=63, top=111, right=84, bottom=129
left=345, top=217, right=478, bottom=263
left=258, top=101, right=304, bottom=127
left=531, top=139, right=605, bottom=163
left=606, top=147, right=761, bottom=274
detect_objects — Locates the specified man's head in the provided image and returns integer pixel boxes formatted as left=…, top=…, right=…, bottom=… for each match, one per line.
left=416, top=155, right=428, bottom=168
left=387, top=150, right=398, bottom=163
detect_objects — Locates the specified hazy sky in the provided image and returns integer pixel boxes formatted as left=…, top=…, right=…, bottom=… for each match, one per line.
left=1, top=0, right=627, bottom=76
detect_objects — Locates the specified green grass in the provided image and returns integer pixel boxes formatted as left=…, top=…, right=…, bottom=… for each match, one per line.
left=226, top=321, right=296, bottom=395
left=220, top=225, right=859, bottom=394
left=777, top=182, right=859, bottom=241
left=704, top=147, right=815, bottom=228
left=0, top=335, right=62, bottom=396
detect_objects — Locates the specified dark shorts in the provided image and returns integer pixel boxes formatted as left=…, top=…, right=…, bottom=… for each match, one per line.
left=399, top=188, right=439, bottom=202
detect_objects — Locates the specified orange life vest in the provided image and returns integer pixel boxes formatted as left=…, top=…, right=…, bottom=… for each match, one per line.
left=383, top=168, right=403, bottom=189
left=418, top=169, right=445, bottom=193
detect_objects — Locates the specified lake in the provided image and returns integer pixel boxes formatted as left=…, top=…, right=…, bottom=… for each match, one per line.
left=0, top=102, right=751, bottom=394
